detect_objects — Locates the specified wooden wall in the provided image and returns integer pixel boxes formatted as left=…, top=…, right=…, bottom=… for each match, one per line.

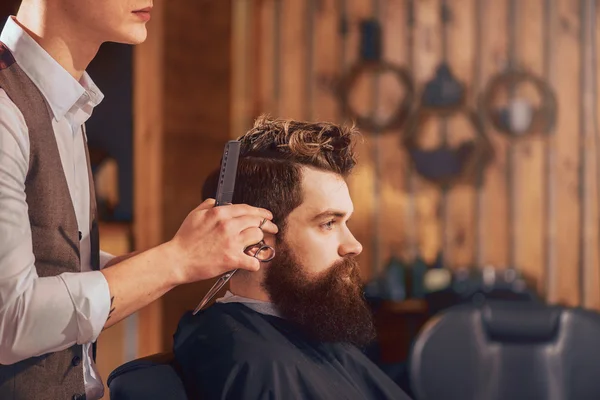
left=233, top=0, right=600, bottom=309
left=133, top=0, right=236, bottom=354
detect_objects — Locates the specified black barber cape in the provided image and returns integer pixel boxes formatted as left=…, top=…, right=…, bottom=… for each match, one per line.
left=173, top=303, right=412, bottom=400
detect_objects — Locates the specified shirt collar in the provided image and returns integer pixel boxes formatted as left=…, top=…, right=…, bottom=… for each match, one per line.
left=0, top=16, right=104, bottom=122
left=216, top=291, right=283, bottom=319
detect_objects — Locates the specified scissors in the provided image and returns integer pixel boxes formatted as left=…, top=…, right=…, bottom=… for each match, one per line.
left=192, top=221, right=275, bottom=315
left=192, top=140, right=276, bottom=315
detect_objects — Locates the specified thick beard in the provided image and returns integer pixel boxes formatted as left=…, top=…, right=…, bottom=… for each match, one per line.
left=262, top=243, right=376, bottom=348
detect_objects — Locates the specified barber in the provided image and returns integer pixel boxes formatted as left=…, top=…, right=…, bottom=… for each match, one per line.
left=0, top=2, right=277, bottom=400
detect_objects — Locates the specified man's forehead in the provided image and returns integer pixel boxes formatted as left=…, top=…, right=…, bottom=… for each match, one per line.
left=297, top=167, right=353, bottom=216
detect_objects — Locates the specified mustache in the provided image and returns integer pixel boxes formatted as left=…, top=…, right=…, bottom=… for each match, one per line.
left=323, top=256, right=360, bottom=278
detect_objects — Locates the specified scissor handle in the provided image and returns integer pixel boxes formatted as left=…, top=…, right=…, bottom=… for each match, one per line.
left=245, top=240, right=276, bottom=262
left=192, top=242, right=276, bottom=315
left=254, top=245, right=275, bottom=262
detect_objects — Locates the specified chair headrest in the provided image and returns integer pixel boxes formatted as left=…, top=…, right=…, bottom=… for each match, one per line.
left=482, top=302, right=561, bottom=343
left=107, top=352, right=188, bottom=400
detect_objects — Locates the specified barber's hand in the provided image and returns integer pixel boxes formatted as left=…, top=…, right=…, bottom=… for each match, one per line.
left=167, top=198, right=278, bottom=284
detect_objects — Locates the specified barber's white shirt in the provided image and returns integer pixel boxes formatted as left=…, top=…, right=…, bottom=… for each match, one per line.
left=0, top=16, right=113, bottom=400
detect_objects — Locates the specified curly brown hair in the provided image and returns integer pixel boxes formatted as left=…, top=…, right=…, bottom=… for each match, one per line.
left=202, top=115, right=360, bottom=232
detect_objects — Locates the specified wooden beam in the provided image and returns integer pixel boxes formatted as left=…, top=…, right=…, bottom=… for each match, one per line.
left=554, top=0, right=582, bottom=306
left=133, top=0, right=165, bottom=358
left=445, top=0, right=477, bottom=270
left=279, top=0, right=308, bottom=119
left=378, top=0, right=410, bottom=270
left=312, top=0, right=341, bottom=123
left=478, top=0, right=509, bottom=270
left=344, top=0, right=377, bottom=281
left=413, top=0, right=443, bottom=265
left=514, top=0, right=545, bottom=294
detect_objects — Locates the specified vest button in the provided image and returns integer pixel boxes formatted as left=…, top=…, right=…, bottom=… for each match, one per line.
left=78, top=231, right=82, bottom=240
left=71, top=355, right=81, bottom=366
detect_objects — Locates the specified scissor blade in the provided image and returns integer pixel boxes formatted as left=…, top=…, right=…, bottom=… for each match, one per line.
left=192, top=269, right=238, bottom=315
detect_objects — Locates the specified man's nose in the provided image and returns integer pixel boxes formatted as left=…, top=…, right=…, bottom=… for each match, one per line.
left=340, top=232, right=363, bottom=257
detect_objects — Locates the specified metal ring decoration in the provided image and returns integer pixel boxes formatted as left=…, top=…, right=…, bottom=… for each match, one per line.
left=336, top=61, right=415, bottom=133
left=480, top=69, right=558, bottom=137
left=401, top=107, right=494, bottom=188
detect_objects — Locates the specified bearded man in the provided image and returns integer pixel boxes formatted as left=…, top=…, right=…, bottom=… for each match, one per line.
left=173, top=116, right=412, bottom=400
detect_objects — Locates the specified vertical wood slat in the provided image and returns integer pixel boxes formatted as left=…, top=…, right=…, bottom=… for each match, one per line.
left=581, top=0, right=600, bottom=309
left=514, top=0, right=545, bottom=293
left=254, top=0, right=276, bottom=116
left=344, top=0, right=376, bottom=281
left=404, top=0, right=420, bottom=265
left=473, top=0, right=485, bottom=267
left=279, top=0, right=308, bottom=119
left=594, top=0, right=600, bottom=310
left=412, top=0, right=443, bottom=265
left=478, top=0, right=509, bottom=270
left=554, top=0, right=581, bottom=306
left=133, top=0, right=165, bottom=358
left=147, top=0, right=237, bottom=352
left=232, top=0, right=254, bottom=136
left=444, top=0, right=477, bottom=270
left=312, top=0, right=341, bottom=123
left=543, top=0, right=559, bottom=303
left=377, top=0, right=409, bottom=269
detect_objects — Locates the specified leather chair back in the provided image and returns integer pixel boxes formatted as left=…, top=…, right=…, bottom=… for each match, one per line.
left=108, top=352, right=189, bottom=400
left=409, top=301, right=600, bottom=400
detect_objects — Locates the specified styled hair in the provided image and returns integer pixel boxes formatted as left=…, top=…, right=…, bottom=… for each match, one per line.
left=202, top=115, right=359, bottom=232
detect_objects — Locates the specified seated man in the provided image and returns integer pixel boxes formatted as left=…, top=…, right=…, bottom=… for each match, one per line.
left=173, top=116, right=411, bottom=400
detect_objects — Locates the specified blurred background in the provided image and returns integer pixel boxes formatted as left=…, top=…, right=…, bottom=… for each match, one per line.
left=2, top=0, right=600, bottom=398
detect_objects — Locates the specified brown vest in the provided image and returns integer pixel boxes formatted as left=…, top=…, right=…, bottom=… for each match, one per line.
left=0, top=42, right=100, bottom=400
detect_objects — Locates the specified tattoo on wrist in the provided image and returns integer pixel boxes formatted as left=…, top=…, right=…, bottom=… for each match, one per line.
left=106, top=296, right=116, bottom=321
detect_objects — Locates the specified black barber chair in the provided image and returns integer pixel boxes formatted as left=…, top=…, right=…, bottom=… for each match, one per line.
left=409, top=301, right=600, bottom=400
left=107, top=352, right=190, bottom=400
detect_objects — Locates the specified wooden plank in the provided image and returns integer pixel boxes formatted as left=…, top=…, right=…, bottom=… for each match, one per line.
left=401, top=0, right=420, bottom=267
left=541, top=0, right=559, bottom=304
left=553, top=0, right=581, bottom=306
left=592, top=0, right=600, bottom=310
left=377, top=0, right=410, bottom=270
left=163, top=0, right=233, bottom=143
left=478, top=0, right=509, bottom=270
left=231, top=0, right=254, bottom=136
left=513, top=0, right=546, bottom=295
left=312, top=0, right=341, bottom=122
left=582, top=0, right=600, bottom=309
left=162, top=0, right=233, bottom=237
left=253, top=0, right=276, bottom=116
left=444, top=0, right=477, bottom=270
left=133, top=0, right=165, bottom=357
left=279, top=0, right=308, bottom=119
left=344, top=0, right=376, bottom=281
left=412, top=0, right=443, bottom=265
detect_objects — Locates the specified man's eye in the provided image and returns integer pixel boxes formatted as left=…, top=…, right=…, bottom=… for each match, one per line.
left=322, top=220, right=335, bottom=230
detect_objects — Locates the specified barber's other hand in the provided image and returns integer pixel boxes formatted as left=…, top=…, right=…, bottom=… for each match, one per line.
left=167, top=199, right=278, bottom=284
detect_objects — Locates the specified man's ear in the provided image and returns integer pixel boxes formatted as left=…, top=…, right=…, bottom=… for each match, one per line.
left=262, top=233, right=277, bottom=248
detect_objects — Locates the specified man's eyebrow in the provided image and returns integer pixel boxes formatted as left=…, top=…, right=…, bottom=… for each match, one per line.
left=311, top=209, right=352, bottom=221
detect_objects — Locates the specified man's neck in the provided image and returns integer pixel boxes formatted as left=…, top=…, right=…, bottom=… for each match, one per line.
left=229, top=277, right=271, bottom=302
left=15, top=6, right=100, bottom=81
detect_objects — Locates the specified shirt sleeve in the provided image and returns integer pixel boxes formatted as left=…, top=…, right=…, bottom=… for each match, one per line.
left=99, top=250, right=116, bottom=269
left=0, top=90, right=111, bottom=365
